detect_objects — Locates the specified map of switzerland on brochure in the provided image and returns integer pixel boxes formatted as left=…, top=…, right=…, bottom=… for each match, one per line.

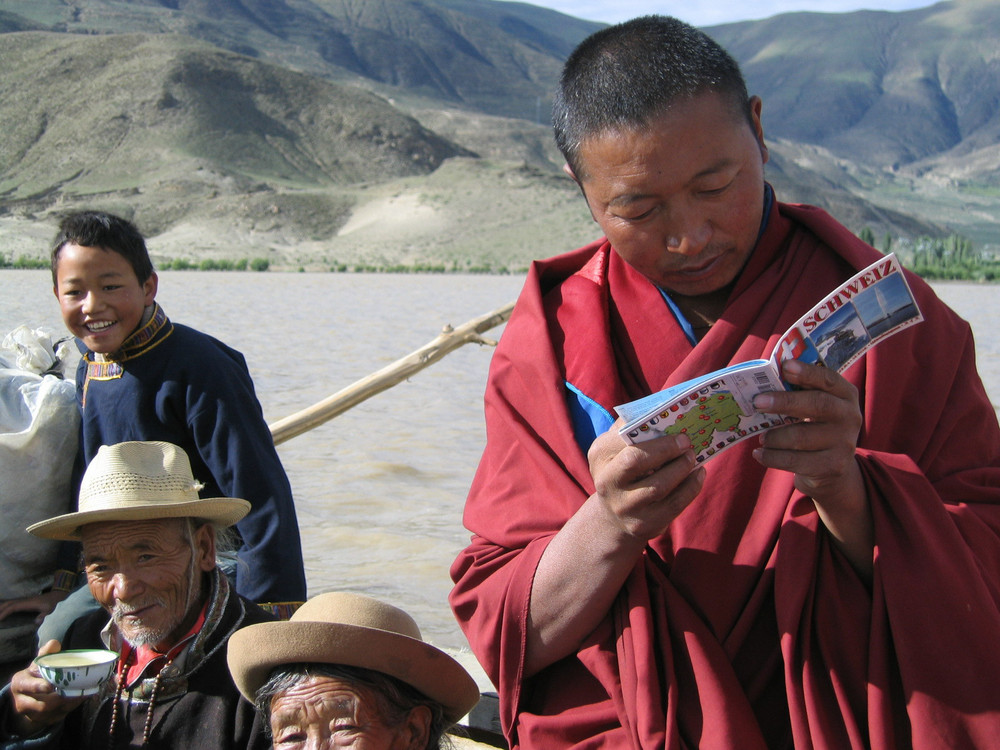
left=616, top=253, right=923, bottom=464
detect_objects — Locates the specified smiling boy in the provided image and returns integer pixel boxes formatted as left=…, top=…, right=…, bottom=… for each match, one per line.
left=53, top=229, right=156, bottom=359
left=42, top=211, right=306, bottom=627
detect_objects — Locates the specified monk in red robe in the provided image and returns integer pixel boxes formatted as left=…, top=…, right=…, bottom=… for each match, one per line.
left=450, top=16, right=1000, bottom=750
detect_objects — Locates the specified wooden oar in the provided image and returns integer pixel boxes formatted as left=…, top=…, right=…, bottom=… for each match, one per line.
left=268, top=300, right=515, bottom=445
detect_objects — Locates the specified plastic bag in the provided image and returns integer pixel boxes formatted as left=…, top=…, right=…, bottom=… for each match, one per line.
left=0, top=325, right=77, bottom=377
left=1, top=327, right=80, bottom=600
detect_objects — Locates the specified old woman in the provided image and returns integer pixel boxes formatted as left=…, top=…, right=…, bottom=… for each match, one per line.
left=226, top=592, right=480, bottom=750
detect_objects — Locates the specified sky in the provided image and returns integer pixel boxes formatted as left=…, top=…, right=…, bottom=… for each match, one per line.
left=509, top=0, right=939, bottom=26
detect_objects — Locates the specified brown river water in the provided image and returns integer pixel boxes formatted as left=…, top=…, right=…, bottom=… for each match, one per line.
left=2, top=270, right=997, bottom=651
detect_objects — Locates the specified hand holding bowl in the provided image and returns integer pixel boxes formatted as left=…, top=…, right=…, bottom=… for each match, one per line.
left=34, top=649, right=118, bottom=697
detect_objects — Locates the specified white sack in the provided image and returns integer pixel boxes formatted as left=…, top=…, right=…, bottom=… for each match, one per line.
left=1, top=327, right=80, bottom=599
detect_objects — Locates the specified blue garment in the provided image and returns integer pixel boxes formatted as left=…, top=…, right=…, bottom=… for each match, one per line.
left=73, top=304, right=306, bottom=606
left=564, top=381, right=615, bottom=451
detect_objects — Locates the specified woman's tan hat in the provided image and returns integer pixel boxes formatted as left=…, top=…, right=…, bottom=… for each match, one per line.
left=27, top=440, right=250, bottom=541
left=226, top=592, right=481, bottom=722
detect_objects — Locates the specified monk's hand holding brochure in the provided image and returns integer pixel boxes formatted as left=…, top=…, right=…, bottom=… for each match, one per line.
left=616, top=253, right=923, bottom=464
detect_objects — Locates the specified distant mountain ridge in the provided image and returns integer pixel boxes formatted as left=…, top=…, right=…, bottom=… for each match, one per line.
left=0, top=0, right=997, bottom=266
left=0, top=0, right=602, bottom=120
left=711, top=0, right=1000, bottom=177
left=3, top=0, right=996, bottom=174
left=0, top=30, right=474, bottom=239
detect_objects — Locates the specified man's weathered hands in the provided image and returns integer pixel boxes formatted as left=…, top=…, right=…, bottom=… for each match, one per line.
left=525, top=424, right=706, bottom=676
left=588, top=428, right=705, bottom=544
left=9, top=640, right=87, bottom=738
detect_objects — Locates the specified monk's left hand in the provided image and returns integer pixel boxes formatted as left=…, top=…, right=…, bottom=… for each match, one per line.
left=751, top=359, right=862, bottom=497
left=751, top=359, right=873, bottom=578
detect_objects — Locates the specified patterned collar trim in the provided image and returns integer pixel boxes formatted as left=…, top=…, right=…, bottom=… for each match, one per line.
left=119, top=303, right=170, bottom=358
left=81, top=304, right=173, bottom=407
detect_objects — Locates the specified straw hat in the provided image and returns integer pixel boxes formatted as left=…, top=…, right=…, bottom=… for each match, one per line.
left=27, top=441, right=250, bottom=541
left=227, top=592, right=481, bottom=723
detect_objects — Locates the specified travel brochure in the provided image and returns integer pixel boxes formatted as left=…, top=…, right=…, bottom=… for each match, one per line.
left=616, top=253, right=923, bottom=464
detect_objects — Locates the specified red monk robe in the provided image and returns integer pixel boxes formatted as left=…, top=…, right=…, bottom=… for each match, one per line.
left=450, top=198, right=1000, bottom=749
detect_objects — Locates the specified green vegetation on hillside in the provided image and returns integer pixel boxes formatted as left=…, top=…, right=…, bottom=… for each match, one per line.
left=860, top=226, right=1000, bottom=281
left=0, top=255, right=48, bottom=270
left=906, top=235, right=1000, bottom=281
left=0, top=253, right=274, bottom=272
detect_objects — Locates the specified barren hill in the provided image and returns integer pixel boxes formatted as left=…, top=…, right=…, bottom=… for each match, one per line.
left=710, top=0, right=1000, bottom=181
left=0, top=31, right=490, bottom=256
left=0, top=0, right=997, bottom=266
left=0, top=0, right=601, bottom=119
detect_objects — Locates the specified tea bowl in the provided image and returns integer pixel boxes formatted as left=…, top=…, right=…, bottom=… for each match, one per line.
left=34, top=649, right=118, bottom=697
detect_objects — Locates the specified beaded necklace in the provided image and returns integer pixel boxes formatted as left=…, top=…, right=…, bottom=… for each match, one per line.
left=104, top=602, right=205, bottom=748
left=107, top=650, right=174, bottom=748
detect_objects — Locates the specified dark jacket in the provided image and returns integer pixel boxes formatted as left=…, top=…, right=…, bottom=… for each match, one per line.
left=74, top=304, right=306, bottom=608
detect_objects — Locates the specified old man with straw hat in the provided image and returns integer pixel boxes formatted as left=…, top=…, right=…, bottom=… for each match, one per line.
left=0, top=440, right=274, bottom=749
left=227, top=591, right=482, bottom=750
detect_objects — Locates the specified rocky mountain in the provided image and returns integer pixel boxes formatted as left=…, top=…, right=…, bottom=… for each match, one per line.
left=0, top=0, right=997, bottom=267
left=0, top=30, right=480, bottom=242
left=710, top=0, right=1000, bottom=179
left=0, top=0, right=601, bottom=119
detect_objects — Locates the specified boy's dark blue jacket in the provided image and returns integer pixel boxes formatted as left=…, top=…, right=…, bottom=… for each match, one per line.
left=66, top=304, right=306, bottom=608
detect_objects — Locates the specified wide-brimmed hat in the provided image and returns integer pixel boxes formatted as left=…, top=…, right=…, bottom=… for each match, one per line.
left=27, top=441, right=250, bottom=541
left=227, top=592, right=480, bottom=722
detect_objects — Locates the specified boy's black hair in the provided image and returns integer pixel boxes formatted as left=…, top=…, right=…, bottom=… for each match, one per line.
left=51, top=211, right=154, bottom=285
left=552, top=15, right=752, bottom=179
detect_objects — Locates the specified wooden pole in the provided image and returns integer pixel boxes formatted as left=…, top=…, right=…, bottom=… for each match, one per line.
left=268, top=300, right=515, bottom=445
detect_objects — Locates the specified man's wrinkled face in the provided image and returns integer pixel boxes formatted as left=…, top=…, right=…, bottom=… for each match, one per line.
left=269, top=675, right=431, bottom=750
left=82, top=518, right=215, bottom=649
left=573, top=91, right=770, bottom=298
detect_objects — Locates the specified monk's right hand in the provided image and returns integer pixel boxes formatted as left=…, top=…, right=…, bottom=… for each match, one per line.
left=587, top=427, right=705, bottom=543
left=525, top=427, right=705, bottom=676
left=9, top=640, right=85, bottom=737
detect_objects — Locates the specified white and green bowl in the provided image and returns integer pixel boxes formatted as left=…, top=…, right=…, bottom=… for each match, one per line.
left=34, top=649, right=118, bottom=697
